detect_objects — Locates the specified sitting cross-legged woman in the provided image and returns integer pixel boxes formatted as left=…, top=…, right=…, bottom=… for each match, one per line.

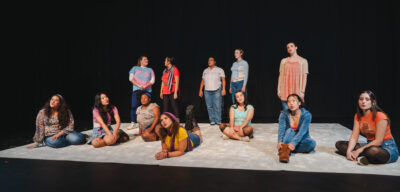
left=277, top=94, right=316, bottom=163
left=136, top=90, right=161, bottom=141
left=219, top=91, right=254, bottom=142
left=88, top=93, right=129, bottom=148
left=335, top=90, right=399, bottom=165
left=27, top=94, right=86, bottom=149
left=155, top=112, right=202, bottom=160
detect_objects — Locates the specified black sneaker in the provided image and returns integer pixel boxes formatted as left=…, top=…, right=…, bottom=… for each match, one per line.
left=357, top=156, right=369, bottom=166
left=185, top=105, right=195, bottom=130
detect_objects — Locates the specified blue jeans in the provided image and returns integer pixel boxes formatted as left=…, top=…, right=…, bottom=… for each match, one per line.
left=363, top=138, right=399, bottom=163
left=282, top=128, right=316, bottom=153
left=131, top=90, right=139, bottom=122
left=188, top=132, right=201, bottom=148
left=204, top=87, right=222, bottom=124
left=87, top=125, right=114, bottom=144
left=44, top=131, right=85, bottom=148
left=231, top=80, right=246, bottom=103
left=281, top=100, right=289, bottom=111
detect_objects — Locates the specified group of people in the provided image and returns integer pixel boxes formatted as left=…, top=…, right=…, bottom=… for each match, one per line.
left=27, top=43, right=399, bottom=165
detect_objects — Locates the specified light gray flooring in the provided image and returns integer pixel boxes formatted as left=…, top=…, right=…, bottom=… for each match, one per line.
left=1, top=123, right=399, bottom=176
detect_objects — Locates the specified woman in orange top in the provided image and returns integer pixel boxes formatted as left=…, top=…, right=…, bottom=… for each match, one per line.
left=277, top=42, right=308, bottom=111
left=336, top=90, right=399, bottom=165
left=160, top=56, right=180, bottom=122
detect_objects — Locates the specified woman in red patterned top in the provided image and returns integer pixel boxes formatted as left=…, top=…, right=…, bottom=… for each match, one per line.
left=160, top=56, right=180, bottom=122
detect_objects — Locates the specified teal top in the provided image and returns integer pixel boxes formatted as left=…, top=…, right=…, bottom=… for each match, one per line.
left=232, top=104, right=254, bottom=126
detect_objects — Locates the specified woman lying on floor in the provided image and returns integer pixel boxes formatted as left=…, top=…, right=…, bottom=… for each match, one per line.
left=155, top=112, right=202, bottom=160
left=28, top=94, right=86, bottom=149
left=277, top=94, right=316, bottom=163
left=88, top=93, right=129, bottom=148
left=135, top=90, right=161, bottom=141
left=219, top=91, right=254, bottom=142
left=335, top=90, right=399, bottom=165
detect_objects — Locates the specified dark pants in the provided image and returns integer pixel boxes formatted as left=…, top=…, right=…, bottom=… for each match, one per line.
left=163, top=94, right=180, bottom=119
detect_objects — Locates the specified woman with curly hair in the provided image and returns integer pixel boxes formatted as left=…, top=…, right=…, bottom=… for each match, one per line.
left=88, top=93, right=128, bottom=148
left=27, top=94, right=85, bottom=149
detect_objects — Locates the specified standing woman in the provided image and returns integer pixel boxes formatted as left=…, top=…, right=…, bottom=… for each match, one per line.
left=277, top=94, right=316, bottom=163
left=88, top=93, right=127, bottom=148
left=160, top=56, right=180, bottom=122
left=27, top=94, right=85, bottom=149
left=155, top=112, right=202, bottom=160
left=277, top=42, right=309, bottom=111
left=229, top=49, right=249, bottom=103
left=335, top=91, right=398, bottom=165
left=128, top=56, right=156, bottom=129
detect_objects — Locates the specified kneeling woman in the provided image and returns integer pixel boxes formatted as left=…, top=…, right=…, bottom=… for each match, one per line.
left=136, top=90, right=161, bottom=141
left=335, top=90, right=398, bottom=165
left=28, top=94, right=85, bottom=149
left=155, top=112, right=202, bottom=160
left=277, top=94, right=316, bottom=163
left=219, top=91, right=254, bottom=142
left=88, top=93, right=128, bottom=148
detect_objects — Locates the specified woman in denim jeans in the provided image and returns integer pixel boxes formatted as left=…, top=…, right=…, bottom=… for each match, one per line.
left=335, top=90, right=399, bottom=165
left=277, top=94, right=316, bottom=163
left=27, top=94, right=86, bottom=149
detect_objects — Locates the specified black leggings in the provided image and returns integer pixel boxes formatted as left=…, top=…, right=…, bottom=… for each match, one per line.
left=335, top=141, right=390, bottom=164
left=163, top=94, right=180, bottom=118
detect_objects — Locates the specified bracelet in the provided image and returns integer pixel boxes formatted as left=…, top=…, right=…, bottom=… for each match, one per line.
left=166, top=151, right=169, bottom=158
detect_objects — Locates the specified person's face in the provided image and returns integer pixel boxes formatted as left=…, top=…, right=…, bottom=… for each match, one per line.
left=100, top=94, right=109, bottom=106
left=49, top=96, right=60, bottom=108
left=234, top=50, right=242, bottom=59
left=140, top=94, right=150, bottom=105
left=160, top=114, right=173, bottom=128
left=287, top=96, right=301, bottom=111
left=141, top=57, right=149, bottom=67
left=286, top=43, right=297, bottom=55
left=235, top=92, right=245, bottom=104
left=359, top=93, right=373, bottom=111
left=208, top=57, right=216, bottom=67
left=164, top=58, right=170, bottom=67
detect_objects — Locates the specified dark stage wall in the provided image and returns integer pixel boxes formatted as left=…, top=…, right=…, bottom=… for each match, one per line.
left=9, top=1, right=399, bottom=141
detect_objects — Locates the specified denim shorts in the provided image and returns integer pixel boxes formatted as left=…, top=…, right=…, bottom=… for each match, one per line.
left=363, top=138, right=399, bottom=163
left=87, top=125, right=114, bottom=144
left=188, top=132, right=201, bottom=149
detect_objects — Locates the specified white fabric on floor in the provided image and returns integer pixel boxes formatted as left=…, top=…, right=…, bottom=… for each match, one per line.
left=1, top=123, right=399, bottom=176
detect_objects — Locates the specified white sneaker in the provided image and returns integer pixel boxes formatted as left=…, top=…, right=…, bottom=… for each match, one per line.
left=222, top=134, right=230, bottom=140
left=357, top=156, right=369, bottom=166
left=240, top=136, right=250, bottom=142
left=127, top=122, right=136, bottom=130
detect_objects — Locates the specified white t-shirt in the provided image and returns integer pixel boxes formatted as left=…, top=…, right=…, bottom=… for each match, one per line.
left=202, top=66, right=225, bottom=91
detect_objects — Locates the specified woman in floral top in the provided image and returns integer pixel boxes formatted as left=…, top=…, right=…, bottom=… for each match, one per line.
left=27, top=94, right=85, bottom=149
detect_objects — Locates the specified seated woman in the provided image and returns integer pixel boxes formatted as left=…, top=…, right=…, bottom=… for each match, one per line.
left=88, top=93, right=128, bottom=148
left=219, top=91, right=254, bottom=142
left=335, top=90, right=399, bottom=165
left=136, top=90, right=161, bottom=141
left=27, top=94, right=85, bottom=149
left=155, top=112, right=202, bottom=160
left=277, top=94, right=316, bottom=163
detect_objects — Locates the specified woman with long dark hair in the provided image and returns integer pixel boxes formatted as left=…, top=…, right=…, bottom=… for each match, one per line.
left=277, top=42, right=309, bottom=111
left=88, top=93, right=128, bottom=148
left=160, top=56, right=180, bottom=121
left=27, top=94, right=85, bottom=149
left=229, top=49, right=249, bottom=103
left=219, top=91, right=254, bottom=142
left=277, top=94, right=316, bottom=163
left=335, top=91, right=398, bottom=165
left=154, top=112, right=202, bottom=160
left=128, top=56, right=155, bottom=130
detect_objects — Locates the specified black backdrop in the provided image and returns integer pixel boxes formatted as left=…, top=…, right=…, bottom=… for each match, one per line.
left=8, top=1, right=399, bottom=144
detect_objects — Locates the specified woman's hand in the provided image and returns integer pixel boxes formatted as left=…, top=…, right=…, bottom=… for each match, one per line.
left=276, top=142, right=283, bottom=149
left=299, top=92, right=305, bottom=100
left=221, top=89, right=226, bottom=96
left=155, top=151, right=166, bottom=160
left=160, top=92, right=163, bottom=99
left=288, top=144, right=296, bottom=151
left=241, top=86, right=246, bottom=93
left=233, top=126, right=240, bottom=132
left=174, top=92, right=178, bottom=99
left=229, top=87, right=232, bottom=94
left=51, top=132, right=63, bottom=141
left=277, top=90, right=281, bottom=98
left=199, top=90, right=203, bottom=98
left=26, top=145, right=36, bottom=149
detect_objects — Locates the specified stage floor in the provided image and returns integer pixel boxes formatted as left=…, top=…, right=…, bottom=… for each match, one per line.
left=1, top=123, right=399, bottom=176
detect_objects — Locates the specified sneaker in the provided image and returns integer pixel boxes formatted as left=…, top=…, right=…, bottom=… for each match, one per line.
left=240, top=136, right=250, bottom=142
left=222, top=134, right=230, bottom=140
left=127, top=122, right=136, bottom=130
left=210, top=122, right=216, bottom=126
left=357, top=156, right=369, bottom=166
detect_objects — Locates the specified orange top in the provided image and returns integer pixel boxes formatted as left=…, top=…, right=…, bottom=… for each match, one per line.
left=354, top=112, right=393, bottom=141
left=162, top=67, right=179, bottom=95
left=281, top=61, right=301, bottom=100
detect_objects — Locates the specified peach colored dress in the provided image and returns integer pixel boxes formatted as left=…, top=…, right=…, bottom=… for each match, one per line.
left=279, top=57, right=308, bottom=101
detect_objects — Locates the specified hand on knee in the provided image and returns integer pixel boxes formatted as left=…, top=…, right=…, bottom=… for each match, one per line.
left=91, top=138, right=104, bottom=148
left=103, top=135, right=116, bottom=145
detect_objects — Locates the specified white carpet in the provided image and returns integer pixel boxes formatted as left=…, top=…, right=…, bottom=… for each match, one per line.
left=1, top=123, right=399, bottom=176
